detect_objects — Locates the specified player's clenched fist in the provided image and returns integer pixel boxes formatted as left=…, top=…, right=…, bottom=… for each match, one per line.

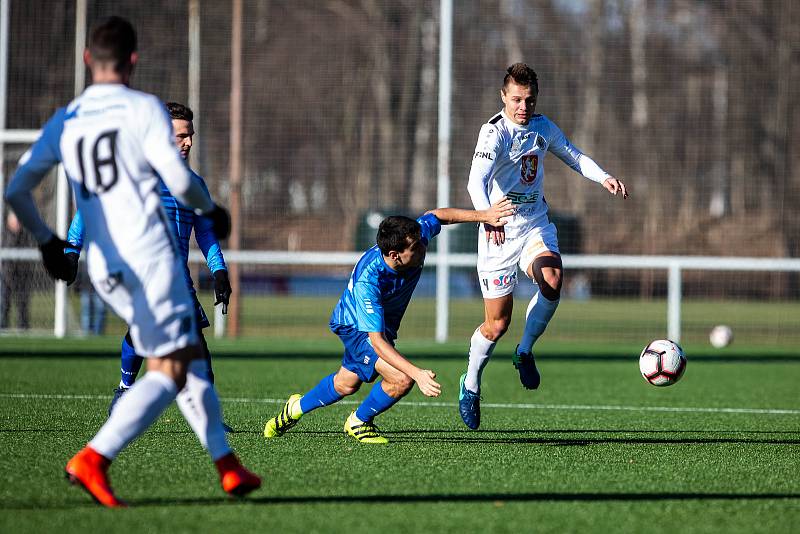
left=414, top=369, right=441, bottom=397
left=39, top=236, right=73, bottom=282
left=213, top=269, right=232, bottom=314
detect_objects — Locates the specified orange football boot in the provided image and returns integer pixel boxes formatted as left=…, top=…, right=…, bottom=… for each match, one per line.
left=215, top=453, right=262, bottom=497
left=65, top=446, right=126, bottom=508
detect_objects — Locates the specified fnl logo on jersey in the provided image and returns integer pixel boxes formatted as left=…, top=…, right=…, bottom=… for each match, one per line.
left=481, top=272, right=517, bottom=291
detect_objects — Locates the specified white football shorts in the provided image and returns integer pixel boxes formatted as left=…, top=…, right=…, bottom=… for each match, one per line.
left=89, top=253, right=198, bottom=357
left=476, top=219, right=560, bottom=299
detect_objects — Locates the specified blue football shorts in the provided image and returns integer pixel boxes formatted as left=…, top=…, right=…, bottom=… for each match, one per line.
left=336, top=327, right=382, bottom=383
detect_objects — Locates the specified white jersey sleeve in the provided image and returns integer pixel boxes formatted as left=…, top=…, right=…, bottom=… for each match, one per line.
left=467, top=123, right=505, bottom=210
left=141, top=98, right=213, bottom=213
left=4, top=108, right=66, bottom=243
left=545, top=118, right=610, bottom=184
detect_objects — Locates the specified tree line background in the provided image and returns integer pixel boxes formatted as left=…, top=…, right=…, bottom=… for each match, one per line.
left=5, top=0, right=800, bottom=298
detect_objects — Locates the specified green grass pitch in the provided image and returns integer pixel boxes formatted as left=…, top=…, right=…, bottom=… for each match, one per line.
left=0, top=338, right=798, bottom=533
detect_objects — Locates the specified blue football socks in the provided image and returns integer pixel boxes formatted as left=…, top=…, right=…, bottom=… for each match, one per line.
left=355, top=381, right=399, bottom=423
left=119, top=334, right=144, bottom=388
left=299, top=373, right=344, bottom=414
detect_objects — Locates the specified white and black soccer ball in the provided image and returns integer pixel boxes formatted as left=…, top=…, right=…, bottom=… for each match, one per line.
left=639, top=339, right=686, bottom=387
left=709, top=325, right=733, bottom=348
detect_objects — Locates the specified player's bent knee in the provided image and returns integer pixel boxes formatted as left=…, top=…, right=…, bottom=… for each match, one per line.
left=334, top=383, right=360, bottom=396
left=483, top=318, right=510, bottom=341
left=383, top=374, right=414, bottom=397
left=146, top=348, right=200, bottom=390
left=532, top=256, right=563, bottom=301
left=333, top=372, right=361, bottom=396
left=396, top=374, right=415, bottom=394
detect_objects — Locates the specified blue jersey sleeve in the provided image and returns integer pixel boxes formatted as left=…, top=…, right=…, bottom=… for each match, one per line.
left=5, top=107, right=67, bottom=243
left=192, top=173, right=227, bottom=273
left=64, top=211, right=85, bottom=255
left=352, top=279, right=384, bottom=333
left=417, top=212, right=442, bottom=245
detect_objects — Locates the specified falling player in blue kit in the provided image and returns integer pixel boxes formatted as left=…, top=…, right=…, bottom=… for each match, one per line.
left=263, top=199, right=514, bottom=444
left=63, top=102, right=233, bottom=422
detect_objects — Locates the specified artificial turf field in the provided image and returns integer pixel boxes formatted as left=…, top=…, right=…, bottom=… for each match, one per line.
left=0, top=337, right=798, bottom=533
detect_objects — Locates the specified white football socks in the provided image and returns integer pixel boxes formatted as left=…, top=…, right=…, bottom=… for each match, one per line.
left=176, top=359, right=231, bottom=461
left=89, top=371, right=177, bottom=460
left=464, top=327, right=496, bottom=393
left=518, top=290, right=559, bottom=355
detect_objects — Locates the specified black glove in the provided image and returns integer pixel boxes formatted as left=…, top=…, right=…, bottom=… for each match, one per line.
left=213, top=269, right=232, bottom=315
left=205, top=204, right=231, bottom=241
left=64, top=252, right=80, bottom=286
left=39, top=236, right=73, bottom=282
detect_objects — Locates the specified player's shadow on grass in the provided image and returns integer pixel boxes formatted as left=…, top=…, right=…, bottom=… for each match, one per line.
left=124, top=491, right=800, bottom=508
left=5, top=490, right=800, bottom=511
left=380, top=429, right=800, bottom=446
left=385, top=428, right=800, bottom=436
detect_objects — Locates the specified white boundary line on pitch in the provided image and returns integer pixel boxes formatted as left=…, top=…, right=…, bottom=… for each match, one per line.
left=1, top=392, right=799, bottom=416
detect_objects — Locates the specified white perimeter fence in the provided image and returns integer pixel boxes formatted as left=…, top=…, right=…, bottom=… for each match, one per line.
left=2, top=246, right=800, bottom=343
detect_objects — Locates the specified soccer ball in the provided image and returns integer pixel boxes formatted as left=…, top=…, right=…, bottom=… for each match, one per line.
left=639, top=339, right=686, bottom=387
left=709, top=325, right=733, bottom=348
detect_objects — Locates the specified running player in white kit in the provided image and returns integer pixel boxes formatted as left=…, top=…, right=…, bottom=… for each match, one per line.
left=4, top=16, right=260, bottom=506
left=458, top=63, right=628, bottom=429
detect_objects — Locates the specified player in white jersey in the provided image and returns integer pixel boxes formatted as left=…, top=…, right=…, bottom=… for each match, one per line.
left=458, top=63, right=629, bottom=429
left=4, top=16, right=260, bottom=506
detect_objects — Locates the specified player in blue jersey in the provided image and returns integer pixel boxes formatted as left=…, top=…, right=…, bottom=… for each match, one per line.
left=263, top=199, right=514, bottom=444
left=64, top=102, right=233, bottom=420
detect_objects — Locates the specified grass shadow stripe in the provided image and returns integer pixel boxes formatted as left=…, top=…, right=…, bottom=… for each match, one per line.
left=4, top=492, right=799, bottom=510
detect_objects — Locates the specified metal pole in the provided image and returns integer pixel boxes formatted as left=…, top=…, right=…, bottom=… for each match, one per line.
left=188, top=0, right=201, bottom=173
left=54, top=0, right=86, bottom=337
left=228, top=0, right=242, bottom=337
left=0, top=0, right=9, bottom=239
left=54, top=167, right=69, bottom=337
left=0, top=0, right=9, bottom=319
left=435, top=0, right=453, bottom=343
left=74, top=0, right=86, bottom=97
left=667, top=262, right=682, bottom=342
left=187, top=0, right=223, bottom=338
left=53, top=0, right=86, bottom=338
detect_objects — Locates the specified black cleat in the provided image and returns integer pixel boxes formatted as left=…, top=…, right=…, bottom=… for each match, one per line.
left=513, top=346, right=541, bottom=390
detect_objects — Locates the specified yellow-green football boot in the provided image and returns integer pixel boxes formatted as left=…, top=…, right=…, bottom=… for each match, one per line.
left=264, top=394, right=303, bottom=438
left=344, top=411, right=388, bottom=444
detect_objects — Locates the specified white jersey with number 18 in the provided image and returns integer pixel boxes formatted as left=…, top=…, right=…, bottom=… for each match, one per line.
left=16, top=83, right=203, bottom=279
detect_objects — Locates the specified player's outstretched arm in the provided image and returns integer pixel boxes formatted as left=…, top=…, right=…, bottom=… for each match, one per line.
left=427, top=197, right=515, bottom=226
left=601, top=176, right=629, bottom=199
left=367, top=331, right=441, bottom=397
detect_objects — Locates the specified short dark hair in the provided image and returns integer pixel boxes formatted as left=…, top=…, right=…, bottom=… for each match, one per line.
left=88, top=16, right=137, bottom=72
left=376, top=216, right=421, bottom=255
left=166, top=102, right=193, bottom=121
left=502, top=63, right=538, bottom=95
